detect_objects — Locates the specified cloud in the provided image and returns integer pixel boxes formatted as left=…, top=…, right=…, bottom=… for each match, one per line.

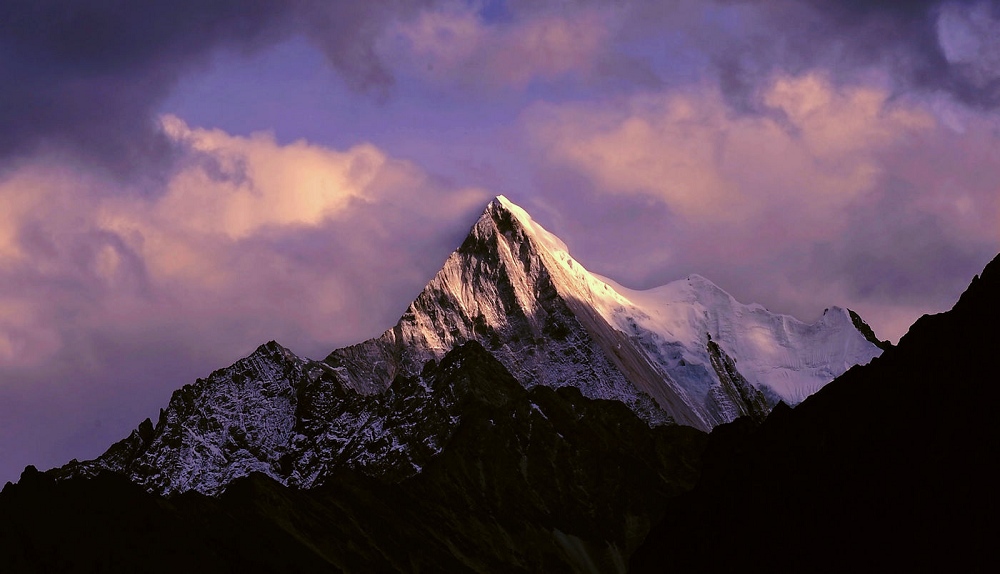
left=0, top=0, right=295, bottom=174
left=936, top=1, right=1000, bottom=88
left=0, top=114, right=489, bottom=479
left=0, top=118, right=487, bottom=372
left=526, top=72, right=999, bottom=342
left=0, top=0, right=440, bottom=173
left=706, top=0, right=1000, bottom=109
left=5, top=0, right=995, bottom=180
left=2, top=0, right=998, bottom=489
left=154, top=116, right=388, bottom=239
left=379, top=3, right=613, bottom=89
left=517, top=0, right=999, bottom=112
left=531, top=73, right=933, bottom=228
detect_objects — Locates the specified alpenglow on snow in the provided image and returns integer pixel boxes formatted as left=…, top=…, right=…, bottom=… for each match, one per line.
left=53, top=196, right=884, bottom=495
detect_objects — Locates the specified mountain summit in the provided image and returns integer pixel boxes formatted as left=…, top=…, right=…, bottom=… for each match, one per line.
left=327, top=195, right=882, bottom=429
left=50, top=196, right=882, bottom=495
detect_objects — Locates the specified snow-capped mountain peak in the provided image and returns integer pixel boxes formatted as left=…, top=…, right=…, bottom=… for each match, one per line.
left=51, top=196, right=884, bottom=495
left=493, top=195, right=567, bottom=247
left=328, top=196, right=883, bottom=430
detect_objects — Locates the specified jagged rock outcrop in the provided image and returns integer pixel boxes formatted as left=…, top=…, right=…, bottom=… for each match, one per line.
left=5, top=342, right=708, bottom=573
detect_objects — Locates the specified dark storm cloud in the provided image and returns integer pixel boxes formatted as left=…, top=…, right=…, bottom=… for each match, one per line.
left=3, top=0, right=998, bottom=178
left=0, top=0, right=434, bottom=176
left=295, top=0, right=433, bottom=97
left=0, top=0, right=293, bottom=175
left=709, top=0, right=1000, bottom=109
left=502, top=0, right=999, bottom=109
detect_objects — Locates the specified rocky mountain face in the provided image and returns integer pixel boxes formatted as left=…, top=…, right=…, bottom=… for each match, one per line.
left=51, top=196, right=881, bottom=496
left=53, top=340, right=521, bottom=496
left=3, top=342, right=707, bottom=573
left=630, top=253, right=1000, bottom=572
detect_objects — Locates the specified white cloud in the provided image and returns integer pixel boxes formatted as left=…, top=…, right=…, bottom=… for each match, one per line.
left=0, top=117, right=489, bottom=371
left=529, top=73, right=935, bottom=238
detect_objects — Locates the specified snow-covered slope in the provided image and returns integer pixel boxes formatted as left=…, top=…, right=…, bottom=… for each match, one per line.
left=601, top=275, right=882, bottom=405
left=55, top=342, right=477, bottom=495
left=326, top=196, right=675, bottom=424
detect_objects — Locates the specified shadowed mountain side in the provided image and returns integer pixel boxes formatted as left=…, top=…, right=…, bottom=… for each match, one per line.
left=2, top=342, right=707, bottom=573
left=630, top=253, right=1000, bottom=572
left=0, top=468, right=339, bottom=573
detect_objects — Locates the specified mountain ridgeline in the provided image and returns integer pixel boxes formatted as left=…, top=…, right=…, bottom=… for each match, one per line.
left=4, top=342, right=707, bottom=573
left=47, top=196, right=882, bottom=496
left=1, top=196, right=925, bottom=572
left=328, top=196, right=882, bottom=429
left=630, top=253, right=1000, bottom=572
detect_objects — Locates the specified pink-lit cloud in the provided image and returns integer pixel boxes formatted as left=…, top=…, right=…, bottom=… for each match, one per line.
left=0, top=120, right=488, bottom=374
left=526, top=73, right=999, bottom=343
left=0, top=116, right=492, bottom=479
left=531, top=73, right=934, bottom=233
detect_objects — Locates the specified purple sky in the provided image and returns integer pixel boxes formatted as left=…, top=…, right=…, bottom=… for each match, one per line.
left=1, top=0, right=998, bottom=485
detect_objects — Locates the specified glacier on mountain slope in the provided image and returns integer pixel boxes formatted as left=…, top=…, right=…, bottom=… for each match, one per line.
left=597, top=274, right=880, bottom=405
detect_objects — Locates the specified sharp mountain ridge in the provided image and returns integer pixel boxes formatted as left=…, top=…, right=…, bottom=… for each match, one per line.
left=6, top=342, right=707, bottom=573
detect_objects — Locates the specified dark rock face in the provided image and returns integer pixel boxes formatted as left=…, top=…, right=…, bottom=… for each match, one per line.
left=2, top=342, right=707, bottom=573
left=630, top=254, right=1000, bottom=572
left=848, top=308, right=893, bottom=351
left=310, top=342, right=707, bottom=572
left=705, top=339, right=769, bottom=424
left=323, top=197, right=884, bottom=431
left=55, top=339, right=583, bottom=495
left=7, top=196, right=899, bottom=571
left=51, top=341, right=313, bottom=494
